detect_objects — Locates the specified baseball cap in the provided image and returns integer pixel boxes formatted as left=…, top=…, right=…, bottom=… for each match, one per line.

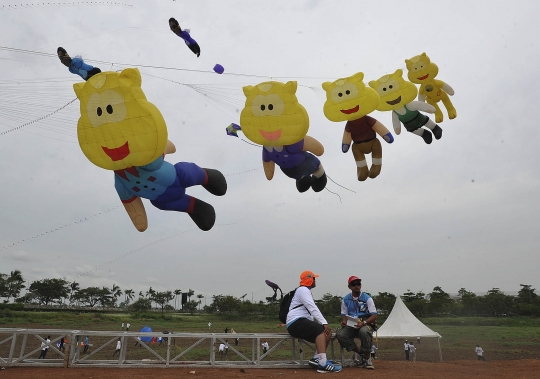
left=300, top=270, right=319, bottom=286
left=348, top=276, right=361, bottom=285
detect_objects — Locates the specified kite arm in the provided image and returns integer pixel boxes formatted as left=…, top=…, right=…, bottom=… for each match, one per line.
left=442, top=82, right=455, bottom=96
left=165, top=140, right=176, bottom=155
left=372, top=120, right=394, bottom=144
left=392, top=112, right=401, bottom=135
left=303, top=135, right=324, bottom=156
left=418, top=93, right=426, bottom=102
left=122, top=197, right=148, bottom=232
left=342, top=130, right=352, bottom=153
left=407, top=101, right=436, bottom=113
left=263, top=160, right=275, bottom=180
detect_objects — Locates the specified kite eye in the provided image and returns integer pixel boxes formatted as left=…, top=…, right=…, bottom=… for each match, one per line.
left=97, top=107, right=103, bottom=116
left=106, top=105, right=113, bottom=114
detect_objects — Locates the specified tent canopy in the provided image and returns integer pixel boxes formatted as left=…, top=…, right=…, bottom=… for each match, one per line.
left=376, top=296, right=441, bottom=338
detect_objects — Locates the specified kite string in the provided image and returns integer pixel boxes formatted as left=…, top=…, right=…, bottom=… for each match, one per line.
left=0, top=98, right=77, bottom=136
left=72, top=222, right=236, bottom=280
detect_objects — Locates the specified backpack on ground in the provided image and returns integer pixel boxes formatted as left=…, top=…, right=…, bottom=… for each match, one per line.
left=279, top=288, right=305, bottom=324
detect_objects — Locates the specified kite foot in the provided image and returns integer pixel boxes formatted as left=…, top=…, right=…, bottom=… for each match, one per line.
left=421, top=130, right=433, bottom=144
left=435, top=110, right=444, bottom=123
left=57, top=47, right=72, bottom=67
left=202, top=168, right=227, bottom=196
left=169, top=17, right=181, bottom=33
left=448, top=108, right=457, bottom=120
left=296, top=176, right=313, bottom=193
left=311, top=173, right=327, bottom=192
left=357, top=166, right=369, bottom=181
left=189, top=198, right=216, bottom=231
left=369, top=165, right=381, bottom=179
left=432, top=125, right=443, bottom=140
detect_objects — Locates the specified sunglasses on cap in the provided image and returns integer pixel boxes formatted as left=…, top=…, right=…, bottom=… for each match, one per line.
left=349, top=281, right=361, bottom=287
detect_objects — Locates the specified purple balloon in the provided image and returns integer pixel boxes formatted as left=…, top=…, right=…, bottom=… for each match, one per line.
left=213, top=64, right=224, bottom=74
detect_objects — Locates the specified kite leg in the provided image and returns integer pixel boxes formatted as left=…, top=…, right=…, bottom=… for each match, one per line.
left=424, top=118, right=443, bottom=140
left=352, top=143, right=369, bottom=181
left=440, top=93, right=457, bottom=120
left=368, top=139, right=383, bottom=179
left=428, top=100, right=444, bottom=123
left=311, top=164, right=327, bottom=192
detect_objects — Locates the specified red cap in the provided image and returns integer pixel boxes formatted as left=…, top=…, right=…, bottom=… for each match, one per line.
left=348, top=276, right=361, bottom=285
left=300, top=270, right=319, bottom=286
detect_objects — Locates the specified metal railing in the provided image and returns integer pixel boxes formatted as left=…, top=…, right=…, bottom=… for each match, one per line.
left=0, top=328, right=342, bottom=368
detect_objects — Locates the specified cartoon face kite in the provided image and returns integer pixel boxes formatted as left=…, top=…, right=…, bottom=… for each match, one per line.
left=74, top=68, right=227, bottom=232
left=322, top=72, right=393, bottom=181
left=405, top=52, right=456, bottom=123
left=238, top=81, right=327, bottom=193
left=369, top=69, right=443, bottom=144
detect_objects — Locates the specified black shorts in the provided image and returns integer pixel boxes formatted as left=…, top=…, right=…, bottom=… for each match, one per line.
left=287, top=318, right=325, bottom=343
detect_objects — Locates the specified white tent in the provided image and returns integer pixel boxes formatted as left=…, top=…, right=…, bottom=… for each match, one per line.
left=375, top=296, right=443, bottom=361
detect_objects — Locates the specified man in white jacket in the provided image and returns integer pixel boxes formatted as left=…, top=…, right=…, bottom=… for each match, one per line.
left=286, top=270, right=342, bottom=373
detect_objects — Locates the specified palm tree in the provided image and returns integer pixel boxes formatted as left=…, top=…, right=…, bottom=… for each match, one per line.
left=6, top=270, right=25, bottom=302
left=197, top=294, right=204, bottom=310
left=110, top=284, right=122, bottom=307
left=173, top=289, right=182, bottom=310
left=187, top=289, right=195, bottom=301
left=138, top=291, right=144, bottom=299
left=69, top=281, right=80, bottom=305
left=124, top=289, right=134, bottom=305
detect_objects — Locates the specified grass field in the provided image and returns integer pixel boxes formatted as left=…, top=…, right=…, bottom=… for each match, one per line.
left=1, top=311, right=539, bottom=361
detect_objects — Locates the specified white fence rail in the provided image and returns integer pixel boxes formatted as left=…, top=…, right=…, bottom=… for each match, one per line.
left=0, top=328, right=342, bottom=368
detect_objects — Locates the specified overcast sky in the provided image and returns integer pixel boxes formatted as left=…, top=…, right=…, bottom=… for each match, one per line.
left=0, top=0, right=539, bottom=304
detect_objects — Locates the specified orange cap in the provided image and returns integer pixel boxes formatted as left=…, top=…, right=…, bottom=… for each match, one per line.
left=300, top=270, right=319, bottom=286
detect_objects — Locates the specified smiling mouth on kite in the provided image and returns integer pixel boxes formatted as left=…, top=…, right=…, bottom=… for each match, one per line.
left=102, top=141, right=130, bottom=161
left=417, top=74, right=429, bottom=80
left=386, top=96, right=402, bottom=105
left=259, top=128, right=282, bottom=141
left=340, top=105, right=359, bottom=114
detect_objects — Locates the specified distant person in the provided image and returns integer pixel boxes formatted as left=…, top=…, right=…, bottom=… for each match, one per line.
left=218, top=342, right=225, bottom=359
left=113, top=338, right=122, bottom=357
left=417, top=336, right=421, bottom=344
left=262, top=340, right=269, bottom=354
left=404, top=340, right=410, bottom=361
left=122, top=322, right=125, bottom=331
left=83, top=336, right=89, bottom=353
left=225, top=340, right=229, bottom=356
left=476, top=345, right=485, bottom=361
left=126, top=323, right=131, bottom=331
left=38, top=336, right=50, bottom=359
left=336, top=276, right=378, bottom=370
left=168, top=17, right=201, bottom=57
left=286, top=270, right=342, bottom=373
left=134, top=337, right=142, bottom=347
left=409, top=342, right=417, bottom=361
left=224, top=327, right=229, bottom=333
left=59, top=337, right=65, bottom=353
left=370, top=344, right=378, bottom=359
left=208, top=322, right=212, bottom=330
left=56, top=47, right=101, bottom=81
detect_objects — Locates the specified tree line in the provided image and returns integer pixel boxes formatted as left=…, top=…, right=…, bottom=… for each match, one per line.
left=2, top=271, right=540, bottom=317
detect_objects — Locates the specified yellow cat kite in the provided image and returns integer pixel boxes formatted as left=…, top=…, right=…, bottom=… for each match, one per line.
left=322, top=72, right=393, bottom=181
left=369, top=69, right=442, bottom=144
left=405, top=53, right=456, bottom=123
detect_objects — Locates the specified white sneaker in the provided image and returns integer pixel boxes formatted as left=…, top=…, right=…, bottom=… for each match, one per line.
left=364, top=358, right=374, bottom=369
